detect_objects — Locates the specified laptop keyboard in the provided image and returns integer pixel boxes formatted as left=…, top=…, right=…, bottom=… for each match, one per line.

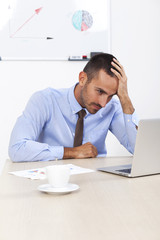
left=116, top=168, right=131, bottom=174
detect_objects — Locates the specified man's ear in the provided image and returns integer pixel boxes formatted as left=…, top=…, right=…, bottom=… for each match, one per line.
left=79, top=71, right=87, bottom=86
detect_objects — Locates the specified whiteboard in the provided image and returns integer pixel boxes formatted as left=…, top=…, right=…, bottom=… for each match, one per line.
left=0, top=0, right=110, bottom=60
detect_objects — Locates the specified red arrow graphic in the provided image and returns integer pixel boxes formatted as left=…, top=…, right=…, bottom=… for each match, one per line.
left=10, top=7, right=43, bottom=38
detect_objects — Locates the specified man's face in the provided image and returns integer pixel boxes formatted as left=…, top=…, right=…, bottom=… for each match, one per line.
left=80, top=70, right=118, bottom=114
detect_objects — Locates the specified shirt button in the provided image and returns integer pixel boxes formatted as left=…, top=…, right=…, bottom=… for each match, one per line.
left=127, top=119, right=130, bottom=122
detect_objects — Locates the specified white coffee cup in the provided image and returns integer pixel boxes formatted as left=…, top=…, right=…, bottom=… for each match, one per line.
left=46, top=165, right=70, bottom=188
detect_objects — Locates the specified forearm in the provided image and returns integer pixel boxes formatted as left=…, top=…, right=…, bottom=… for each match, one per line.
left=118, top=94, right=135, bottom=114
left=8, top=140, right=64, bottom=162
left=123, top=113, right=138, bottom=153
left=119, top=95, right=138, bottom=129
left=110, top=108, right=138, bottom=154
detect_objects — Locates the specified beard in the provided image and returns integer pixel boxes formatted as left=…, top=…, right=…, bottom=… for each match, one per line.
left=80, top=85, right=102, bottom=114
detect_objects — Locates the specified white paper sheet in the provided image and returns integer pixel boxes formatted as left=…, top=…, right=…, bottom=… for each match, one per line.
left=9, top=164, right=95, bottom=180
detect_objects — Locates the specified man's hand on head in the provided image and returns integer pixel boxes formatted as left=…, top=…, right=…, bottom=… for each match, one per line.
left=111, top=58, right=135, bottom=114
left=111, top=58, right=128, bottom=98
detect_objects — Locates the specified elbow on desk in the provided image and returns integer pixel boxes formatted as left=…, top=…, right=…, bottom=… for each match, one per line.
left=8, top=142, right=27, bottom=163
left=8, top=147, right=21, bottom=163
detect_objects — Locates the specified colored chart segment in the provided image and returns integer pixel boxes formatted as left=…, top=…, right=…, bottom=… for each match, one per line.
left=72, top=10, right=93, bottom=31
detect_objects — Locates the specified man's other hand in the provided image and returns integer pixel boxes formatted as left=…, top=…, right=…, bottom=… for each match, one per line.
left=63, top=142, right=98, bottom=159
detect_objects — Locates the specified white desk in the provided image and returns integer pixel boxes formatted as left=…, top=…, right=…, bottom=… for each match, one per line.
left=0, top=157, right=160, bottom=240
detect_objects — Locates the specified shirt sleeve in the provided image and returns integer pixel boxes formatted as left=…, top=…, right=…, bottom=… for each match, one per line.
left=8, top=91, right=64, bottom=162
left=109, top=108, right=139, bottom=154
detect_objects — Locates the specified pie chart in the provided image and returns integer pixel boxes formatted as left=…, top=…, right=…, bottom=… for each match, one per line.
left=72, top=10, right=93, bottom=31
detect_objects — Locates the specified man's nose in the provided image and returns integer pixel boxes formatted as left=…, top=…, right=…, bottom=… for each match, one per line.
left=98, top=95, right=109, bottom=108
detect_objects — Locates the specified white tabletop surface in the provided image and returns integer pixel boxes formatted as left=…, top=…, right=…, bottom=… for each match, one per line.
left=0, top=157, right=160, bottom=240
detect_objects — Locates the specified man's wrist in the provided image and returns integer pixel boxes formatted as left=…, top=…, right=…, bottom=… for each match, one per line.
left=63, top=147, right=76, bottom=159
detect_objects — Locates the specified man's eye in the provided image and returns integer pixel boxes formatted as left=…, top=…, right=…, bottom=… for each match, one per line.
left=97, top=89, right=103, bottom=95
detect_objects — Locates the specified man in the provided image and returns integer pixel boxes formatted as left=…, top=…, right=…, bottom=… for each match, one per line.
left=8, top=53, right=138, bottom=162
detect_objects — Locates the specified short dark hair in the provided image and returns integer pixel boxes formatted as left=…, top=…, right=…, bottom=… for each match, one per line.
left=83, top=53, right=118, bottom=82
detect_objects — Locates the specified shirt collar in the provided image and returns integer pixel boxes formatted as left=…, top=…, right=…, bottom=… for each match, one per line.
left=68, top=83, right=83, bottom=115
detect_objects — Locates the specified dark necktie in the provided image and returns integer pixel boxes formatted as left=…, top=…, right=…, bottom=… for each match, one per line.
left=74, top=109, right=86, bottom=147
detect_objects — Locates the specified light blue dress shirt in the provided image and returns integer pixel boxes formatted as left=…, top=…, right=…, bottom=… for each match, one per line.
left=8, top=84, right=138, bottom=162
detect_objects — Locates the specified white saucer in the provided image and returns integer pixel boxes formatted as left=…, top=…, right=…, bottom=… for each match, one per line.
left=38, top=183, right=79, bottom=194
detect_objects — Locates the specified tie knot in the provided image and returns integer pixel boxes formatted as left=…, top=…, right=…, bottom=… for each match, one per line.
left=78, top=109, right=86, bottom=119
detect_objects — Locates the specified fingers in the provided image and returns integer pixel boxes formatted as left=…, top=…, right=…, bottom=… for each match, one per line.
left=113, top=58, right=123, bottom=69
left=87, top=142, right=98, bottom=157
left=83, top=142, right=98, bottom=158
left=111, top=58, right=126, bottom=79
left=74, top=142, right=98, bottom=159
left=111, top=66, right=122, bottom=79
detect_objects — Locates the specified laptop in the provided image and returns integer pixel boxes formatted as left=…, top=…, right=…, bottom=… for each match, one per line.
left=98, top=119, right=160, bottom=177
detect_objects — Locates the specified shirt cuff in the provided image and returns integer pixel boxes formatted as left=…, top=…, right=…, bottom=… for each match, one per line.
left=49, top=146, right=64, bottom=160
left=124, top=111, right=139, bottom=126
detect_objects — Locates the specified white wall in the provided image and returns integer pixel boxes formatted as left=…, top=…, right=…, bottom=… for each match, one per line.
left=0, top=0, right=160, bottom=171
